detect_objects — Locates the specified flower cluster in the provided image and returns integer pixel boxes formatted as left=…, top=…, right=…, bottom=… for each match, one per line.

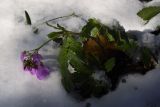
left=20, top=51, right=49, bottom=80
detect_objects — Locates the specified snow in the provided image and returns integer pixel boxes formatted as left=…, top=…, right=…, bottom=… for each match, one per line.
left=0, top=0, right=160, bottom=107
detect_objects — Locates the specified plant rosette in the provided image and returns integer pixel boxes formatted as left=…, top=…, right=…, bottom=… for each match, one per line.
left=21, top=12, right=158, bottom=100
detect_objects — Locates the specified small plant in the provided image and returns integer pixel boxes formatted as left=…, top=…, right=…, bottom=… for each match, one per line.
left=21, top=11, right=158, bottom=100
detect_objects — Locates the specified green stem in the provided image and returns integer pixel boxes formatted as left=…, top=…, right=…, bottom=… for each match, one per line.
left=33, top=29, right=81, bottom=52
left=46, top=22, right=59, bottom=29
left=35, top=37, right=56, bottom=51
left=46, top=13, right=87, bottom=23
left=46, top=13, right=75, bottom=23
left=35, top=13, right=87, bottom=27
left=68, top=31, right=81, bottom=35
left=46, top=22, right=81, bottom=35
left=36, top=13, right=75, bottom=27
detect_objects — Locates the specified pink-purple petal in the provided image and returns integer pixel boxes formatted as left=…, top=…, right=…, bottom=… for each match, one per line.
left=20, top=51, right=27, bottom=61
left=32, top=53, right=43, bottom=62
left=36, top=66, right=49, bottom=80
left=30, top=68, right=37, bottom=75
left=24, top=66, right=32, bottom=72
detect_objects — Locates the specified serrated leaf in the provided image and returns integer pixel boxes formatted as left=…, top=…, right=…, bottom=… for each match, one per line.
left=59, top=50, right=74, bottom=92
left=104, top=57, right=116, bottom=72
left=137, top=6, right=160, bottom=22
left=69, top=54, right=91, bottom=75
left=58, top=36, right=84, bottom=92
left=58, top=42, right=73, bottom=91
left=64, top=36, right=83, bottom=58
left=25, top=10, right=32, bottom=25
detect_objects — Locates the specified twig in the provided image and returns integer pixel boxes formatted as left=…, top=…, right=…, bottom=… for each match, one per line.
left=45, top=13, right=75, bottom=23
left=35, top=13, right=87, bottom=27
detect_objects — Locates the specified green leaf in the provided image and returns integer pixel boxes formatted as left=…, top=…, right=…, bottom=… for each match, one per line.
left=104, top=57, right=116, bottom=72
left=47, top=32, right=62, bottom=38
left=141, top=47, right=152, bottom=66
left=91, top=27, right=99, bottom=37
left=59, top=50, right=74, bottom=92
left=106, top=33, right=115, bottom=42
left=48, top=32, right=64, bottom=44
left=80, top=18, right=100, bottom=39
left=69, top=54, right=91, bottom=75
left=118, top=39, right=137, bottom=52
left=58, top=36, right=84, bottom=92
left=140, top=47, right=158, bottom=66
left=111, top=25, right=129, bottom=44
left=57, top=24, right=65, bottom=31
left=25, top=10, right=32, bottom=25
left=137, top=6, right=160, bottom=22
left=64, top=36, right=84, bottom=58
left=58, top=40, right=73, bottom=92
left=106, top=24, right=128, bottom=43
left=109, top=29, right=121, bottom=43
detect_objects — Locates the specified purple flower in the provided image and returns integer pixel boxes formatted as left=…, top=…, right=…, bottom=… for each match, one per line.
left=20, top=51, right=50, bottom=80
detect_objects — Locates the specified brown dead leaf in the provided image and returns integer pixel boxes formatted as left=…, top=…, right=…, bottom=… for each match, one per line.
left=83, top=35, right=119, bottom=63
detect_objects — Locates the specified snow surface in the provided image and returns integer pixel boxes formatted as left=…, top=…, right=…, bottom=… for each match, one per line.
left=0, top=0, right=160, bottom=107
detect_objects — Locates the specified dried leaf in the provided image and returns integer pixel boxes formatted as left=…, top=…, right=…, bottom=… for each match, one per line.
left=25, top=10, right=32, bottom=25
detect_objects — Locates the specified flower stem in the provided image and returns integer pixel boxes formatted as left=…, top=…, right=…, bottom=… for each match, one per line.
left=35, top=37, right=56, bottom=51
left=46, top=22, right=59, bottom=29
